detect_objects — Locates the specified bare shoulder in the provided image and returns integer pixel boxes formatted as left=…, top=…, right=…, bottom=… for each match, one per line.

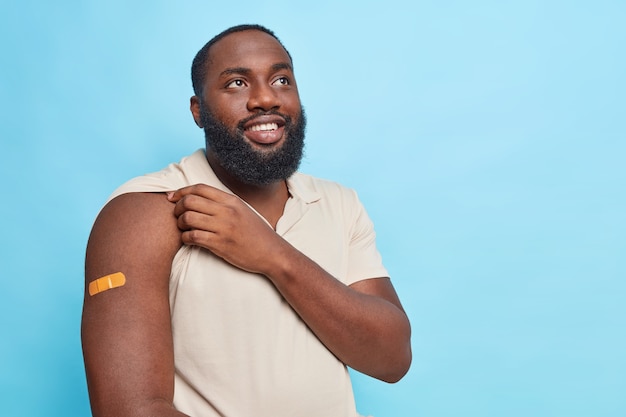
left=85, top=192, right=181, bottom=292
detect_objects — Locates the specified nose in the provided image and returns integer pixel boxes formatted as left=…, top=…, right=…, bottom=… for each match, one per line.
left=247, top=82, right=280, bottom=112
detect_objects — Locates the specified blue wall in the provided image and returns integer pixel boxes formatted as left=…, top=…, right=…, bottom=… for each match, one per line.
left=1, top=1, right=625, bottom=416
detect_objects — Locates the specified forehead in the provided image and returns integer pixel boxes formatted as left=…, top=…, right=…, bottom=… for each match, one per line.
left=206, top=30, right=292, bottom=77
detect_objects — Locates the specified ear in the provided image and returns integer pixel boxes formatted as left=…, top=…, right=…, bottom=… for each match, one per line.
left=190, top=96, right=203, bottom=128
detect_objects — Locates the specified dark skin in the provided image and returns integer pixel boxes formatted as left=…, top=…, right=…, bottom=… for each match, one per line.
left=82, top=193, right=186, bottom=417
left=82, top=29, right=411, bottom=417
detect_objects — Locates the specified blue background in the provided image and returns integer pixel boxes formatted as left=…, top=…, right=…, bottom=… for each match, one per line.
left=1, top=1, right=625, bottom=416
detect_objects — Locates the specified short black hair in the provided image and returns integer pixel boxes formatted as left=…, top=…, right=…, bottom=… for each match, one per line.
left=191, top=24, right=293, bottom=98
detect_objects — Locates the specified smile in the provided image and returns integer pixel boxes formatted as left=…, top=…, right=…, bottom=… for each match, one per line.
left=246, top=122, right=279, bottom=132
left=243, top=122, right=285, bottom=145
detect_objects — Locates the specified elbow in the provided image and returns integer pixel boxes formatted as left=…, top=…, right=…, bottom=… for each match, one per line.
left=379, top=344, right=412, bottom=383
left=382, top=314, right=412, bottom=383
left=382, top=368, right=411, bottom=384
left=378, top=317, right=413, bottom=383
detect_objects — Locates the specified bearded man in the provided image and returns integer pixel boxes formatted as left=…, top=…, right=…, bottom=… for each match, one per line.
left=81, top=24, right=411, bottom=417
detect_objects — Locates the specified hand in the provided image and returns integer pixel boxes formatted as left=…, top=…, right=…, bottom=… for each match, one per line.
left=167, top=184, right=285, bottom=275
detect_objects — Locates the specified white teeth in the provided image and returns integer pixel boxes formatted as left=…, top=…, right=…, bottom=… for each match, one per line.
left=248, top=123, right=278, bottom=132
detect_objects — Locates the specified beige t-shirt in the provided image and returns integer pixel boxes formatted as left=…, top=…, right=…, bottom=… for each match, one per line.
left=108, top=150, right=388, bottom=417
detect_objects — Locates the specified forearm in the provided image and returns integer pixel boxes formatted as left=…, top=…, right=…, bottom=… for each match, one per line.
left=166, top=184, right=412, bottom=381
left=265, top=241, right=412, bottom=382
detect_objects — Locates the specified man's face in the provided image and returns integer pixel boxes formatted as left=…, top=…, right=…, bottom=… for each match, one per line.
left=193, top=30, right=306, bottom=185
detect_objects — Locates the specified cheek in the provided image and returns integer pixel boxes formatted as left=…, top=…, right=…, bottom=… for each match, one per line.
left=283, top=93, right=302, bottom=114
left=208, top=96, right=248, bottom=126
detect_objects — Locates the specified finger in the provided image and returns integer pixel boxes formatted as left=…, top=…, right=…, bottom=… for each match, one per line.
left=167, top=184, right=231, bottom=203
left=172, top=193, right=222, bottom=218
left=180, top=228, right=218, bottom=249
left=176, top=209, right=216, bottom=233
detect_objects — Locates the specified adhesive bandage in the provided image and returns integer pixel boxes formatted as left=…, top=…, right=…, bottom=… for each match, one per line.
left=88, top=272, right=126, bottom=296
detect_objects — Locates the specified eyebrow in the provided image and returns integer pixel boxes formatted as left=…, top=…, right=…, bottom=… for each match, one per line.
left=271, top=62, right=293, bottom=72
left=220, top=67, right=251, bottom=77
left=219, top=62, right=293, bottom=78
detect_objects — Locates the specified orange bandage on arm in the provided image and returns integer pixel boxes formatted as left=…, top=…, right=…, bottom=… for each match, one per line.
left=88, top=272, right=126, bottom=296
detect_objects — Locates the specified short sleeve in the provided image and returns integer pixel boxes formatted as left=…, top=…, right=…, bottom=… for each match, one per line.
left=345, top=191, right=389, bottom=285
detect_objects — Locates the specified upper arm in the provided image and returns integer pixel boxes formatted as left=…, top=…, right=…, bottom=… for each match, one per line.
left=81, top=192, right=182, bottom=417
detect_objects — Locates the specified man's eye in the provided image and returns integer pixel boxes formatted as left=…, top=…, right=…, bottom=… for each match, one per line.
left=272, top=77, right=289, bottom=86
left=226, top=79, right=245, bottom=88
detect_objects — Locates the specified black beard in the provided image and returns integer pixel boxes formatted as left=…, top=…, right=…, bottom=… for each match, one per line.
left=200, top=105, right=306, bottom=186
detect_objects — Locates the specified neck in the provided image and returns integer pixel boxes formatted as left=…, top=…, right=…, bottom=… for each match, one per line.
left=206, top=151, right=290, bottom=228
